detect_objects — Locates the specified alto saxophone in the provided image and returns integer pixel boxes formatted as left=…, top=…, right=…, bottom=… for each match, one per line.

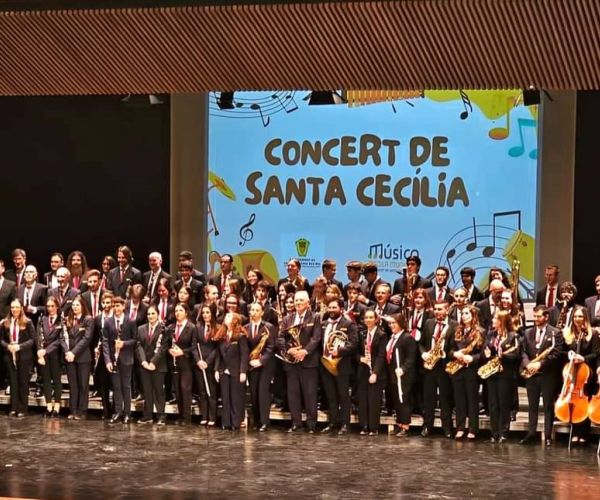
left=249, top=329, right=269, bottom=363
left=423, top=332, right=445, bottom=370
left=520, top=345, right=553, bottom=379
left=445, top=334, right=480, bottom=375
left=478, top=343, right=518, bottom=380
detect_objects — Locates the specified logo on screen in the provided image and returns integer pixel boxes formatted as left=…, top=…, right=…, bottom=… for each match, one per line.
left=295, top=238, right=310, bottom=257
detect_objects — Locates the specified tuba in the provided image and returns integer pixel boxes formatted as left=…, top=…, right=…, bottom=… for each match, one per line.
left=321, top=329, right=348, bottom=376
left=478, top=343, right=518, bottom=380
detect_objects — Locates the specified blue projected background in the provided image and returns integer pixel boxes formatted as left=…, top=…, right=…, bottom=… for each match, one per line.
left=207, top=90, right=538, bottom=297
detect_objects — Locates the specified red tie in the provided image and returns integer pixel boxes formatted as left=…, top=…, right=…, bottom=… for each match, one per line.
left=93, top=294, right=98, bottom=317
left=411, top=312, right=422, bottom=338
left=547, top=287, right=555, bottom=308
left=437, top=288, right=444, bottom=302
left=149, top=325, right=154, bottom=341
left=12, top=322, right=18, bottom=343
left=253, top=324, right=258, bottom=340
left=161, top=300, right=166, bottom=321
left=101, top=276, right=106, bottom=290
left=120, top=268, right=125, bottom=282
left=386, top=336, right=397, bottom=364
left=130, top=307, right=137, bottom=320
left=73, top=276, right=80, bottom=290
left=16, top=273, right=21, bottom=288
left=175, top=324, right=182, bottom=342
left=434, top=322, right=443, bottom=341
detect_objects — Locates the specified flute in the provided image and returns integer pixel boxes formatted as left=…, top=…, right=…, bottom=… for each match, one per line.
left=197, top=343, right=211, bottom=398
left=395, top=349, right=403, bottom=404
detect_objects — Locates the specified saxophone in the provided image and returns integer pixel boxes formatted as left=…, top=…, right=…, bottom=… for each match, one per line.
left=423, top=327, right=446, bottom=370
left=249, top=328, right=269, bottom=362
left=445, top=333, right=481, bottom=375
left=520, top=345, right=553, bottom=379
left=478, top=342, right=518, bottom=380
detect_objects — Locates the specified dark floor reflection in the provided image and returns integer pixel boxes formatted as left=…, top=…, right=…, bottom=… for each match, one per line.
left=1, top=416, right=599, bottom=499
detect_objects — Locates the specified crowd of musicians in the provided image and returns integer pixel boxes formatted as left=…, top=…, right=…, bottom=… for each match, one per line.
left=1, top=248, right=600, bottom=446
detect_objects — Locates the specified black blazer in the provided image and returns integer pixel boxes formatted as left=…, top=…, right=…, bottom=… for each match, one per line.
left=125, top=300, right=149, bottom=327
left=210, top=272, right=245, bottom=296
left=48, top=286, right=80, bottom=317
left=386, top=331, right=418, bottom=386
left=563, top=329, right=599, bottom=367
left=245, top=321, right=277, bottom=367
left=102, top=316, right=138, bottom=367
left=318, top=316, right=358, bottom=376
left=447, top=326, right=485, bottom=368
left=195, top=324, right=219, bottom=368
left=474, top=298, right=498, bottom=331
left=426, top=286, right=455, bottom=305
left=520, top=325, right=563, bottom=373
left=81, top=289, right=105, bottom=317
left=17, top=283, right=47, bottom=322
left=169, top=321, right=198, bottom=371
left=467, top=286, right=485, bottom=303
left=152, top=298, right=176, bottom=326
left=142, top=270, right=172, bottom=302
left=216, top=334, right=249, bottom=377
left=392, top=274, right=433, bottom=296
left=418, top=318, right=458, bottom=368
left=4, top=269, right=25, bottom=287
left=36, top=315, right=62, bottom=357
left=106, top=265, right=142, bottom=298
left=585, top=295, right=600, bottom=327
left=483, top=330, right=520, bottom=374
left=344, top=301, right=367, bottom=325
left=60, top=317, right=94, bottom=363
left=0, top=278, right=17, bottom=318
left=0, top=319, right=35, bottom=362
left=136, top=322, right=170, bottom=372
left=535, top=285, right=560, bottom=307
left=357, top=326, right=386, bottom=380
left=277, top=310, right=322, bottom=369
left=174, top=278, right=204, bottom=307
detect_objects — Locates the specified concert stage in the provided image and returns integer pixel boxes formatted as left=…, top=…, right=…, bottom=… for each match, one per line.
left=1, top=416, right=599, bottom=499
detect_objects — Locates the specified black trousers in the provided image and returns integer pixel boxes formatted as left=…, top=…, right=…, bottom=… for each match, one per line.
left=356, top=366, right=383, bottom=431
left=112, top=363, right=133, bottom=416
left=272, top=359, right=287, bottom=408
left=6, top=356, right=32, bottom=413
left=451, top=367, right=479, bottom=433
left=220, top=372, right=246, bottom=428
left=140, top=369, right=166, bottom=418
left=487, top=374, right=513, bottom=437
left=387, top=369, right=413, bottom=426
left=39, top=352, right=62, bottom=404
left=525, top=373, right=560, bottom=437
left=94, top=359, right=112, bottom=418
left=195, top=365, right=218, bottom=422
left=248, top=361, right=275, bottom=427
left=66, top=362, right=91, bottom=415
left=320, top=366, right=352, bottom=427
left=286, top=365, right=318, bottom=428
left=423, top=365, right=453, bottom=432
left=173, top=369, right=193, bottom=420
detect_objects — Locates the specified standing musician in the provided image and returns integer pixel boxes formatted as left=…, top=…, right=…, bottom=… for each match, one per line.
left=561, top=306, right=599, bottom=445
left=319, top=298, right=358, bottom=435
left=44, top=252, right=64, bottom=289
left=255, top=280, right=279, bottom=326
left=475, top=279, right=505, bottom=331
left=103, top=296, right=138, bottom=424
left=93, top=291, right=114, bottom=420
left=344, top=283, right=367, bottom=325
left=154, top=278, right=175, bottom=327
left=535, top=264, right=560, bottom=308
left=361, top=262, right=386, bottom=306
left=136, top=304, right=169, bottom=425
left=210, top=253, right=245, bottom=298
left=36, top=296, right=63, bottom=418
left=481, top=310, right=520, bottom=442
left=168, top=303, right=198, bottom=425
left=448, top=287, right=469, bottom=324
left=370, top=283, right=401, bottom=331
left=426, top=266, right=454, bottom=305
left=519, top=305, right=564, bottom=446
left=344, top=261, right=368, bottom=298
left=277, top=258, right=309, bottom=294
left=60, top=296, right=93, bottom=420
left=548, top=281, right=578, bottom=328
left=246, top=301, right=277, bottom=432
left=1, top=299, right=35, bottom=417
left=213, top=312, right=249, bottom=430
left=277, top=290, right=322, bottom=433
left=460, top=267, right=484, bottom=303
left=584, top=274, right=600, bottom=327
left=419, top=300, right=457, bottom=438
left=448, top=305, right=484, bottom=439
left=17, top=265, right=47, bottom=323
left=356, top=309, right=386, bottom=436
left=49, top=267, right=80, bottom=317
left=106, top=245, right=142, bottom=299
left=391, top=255, right=432, bottom=301
left=385, top=314, right=417, bottom=437
left=194, top=304, right=219, bottom=426
left=142, top=251, right=171, bottom=304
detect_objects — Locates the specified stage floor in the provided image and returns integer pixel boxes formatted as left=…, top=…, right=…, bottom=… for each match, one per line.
left=1, top=417, right=599, bottom=499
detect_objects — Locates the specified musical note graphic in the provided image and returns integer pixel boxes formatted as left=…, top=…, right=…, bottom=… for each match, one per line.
left=270, top=92, right=299, bottom=114
left=238, top=213, right=256, bottom=246
left=250, top=103, right=270, bottom=127
left=459, top=90, right=473, bottom=120
left=466, top=217, right=478, bottom=252
left=488, top=97, right=514, bottom=141
left=508, top=118, right=537, bottom=159
left=482, top=211, right=521, bottom=257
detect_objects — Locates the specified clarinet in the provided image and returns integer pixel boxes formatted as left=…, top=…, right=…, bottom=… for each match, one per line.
left=113, top=321, right=122, bottom=373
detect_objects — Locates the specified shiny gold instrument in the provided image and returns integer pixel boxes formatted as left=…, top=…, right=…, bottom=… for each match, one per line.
left=520, top=345, right=553, bottom=379
left=279, top=325, right=302, bottom=364
left=321, top=329, right=348, bottom=376
left=478, top=344, right=518, bottom=380
left=445, top=334, right=481, bottom=375
left=423, top=331, right=445, bottom=370
left=250, top=329, right=269, bottom=362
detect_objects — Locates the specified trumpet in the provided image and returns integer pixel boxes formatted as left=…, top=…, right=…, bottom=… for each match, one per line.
left=321, top=329, right=348, bottom=377
left=520, top=345, right=553, bottom=379
left=478, top=343, right=518, bottom=380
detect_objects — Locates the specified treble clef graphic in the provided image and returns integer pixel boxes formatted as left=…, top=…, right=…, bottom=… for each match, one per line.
left=239, top=213, right=256, bottom=246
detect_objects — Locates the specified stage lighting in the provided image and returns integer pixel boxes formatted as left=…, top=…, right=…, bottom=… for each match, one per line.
left=307, top=91, right=347, bottom=105
left=217, top=91, right=235, bottom=110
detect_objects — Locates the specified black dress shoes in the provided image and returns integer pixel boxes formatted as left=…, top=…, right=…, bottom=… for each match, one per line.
left=519, top=434, right=536, bottom=445
left=338, top=425, right=349, bottom=435
left=445, top=431, right=454, bottom=439
left=360, top=427, right=368, bottom=436
left=123, top=415, right=131, bottom=424
left=287, top=425, right=301, bottom=433
left=421, top=427, right=430, bottom=437
left=8, top=411, right=16, bottom=417
left=321, top=425, right=334, bottom=434
left=51, top=410, right=60, bottom=419
left=109, top=414, right=122, bottom=424
left=259, top=424, right=268, bottom=432
left=545, top=439, right=553, bottom=447
left=157, top=416, right=166, bottom=426
left=16, top=412, right=25, bottom=418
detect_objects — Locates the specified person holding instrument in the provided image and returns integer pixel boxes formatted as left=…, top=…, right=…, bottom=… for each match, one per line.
left=36, top=296, right=63, bottom=418
left=194, top=304, right=219, bottom=426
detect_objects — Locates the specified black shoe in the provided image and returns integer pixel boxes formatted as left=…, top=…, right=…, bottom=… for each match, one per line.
left=287, top=425, right=300, bottom=433
left=396, top=428, right=409, bottom=438
left=369, top=431, right=379, bottom=436
left=8, top=410, right=16, bottom=417
left=519, top=434, right=536, bottom=445
left=109, top=414, right=122, bottom=424
left=545, top=439, right=552, bottom=447
left=43, top=410, right=52, bottom=418
left=490, top=436, right=498, bottom=443
left=498, top=435, right=508, bottom=443
left=259, top=424, right=268, bottom=432
left=307, top=427, right=315, bottom=434
left=421, top=427, right=430, bottom=437
left=338, top=425, right=349, bottom=435
left=133, top=394, right=143, bottom=402
left=445, top=431, right=454, bottom=439
left=16, top=412, right=25, bottom=418
left=157, top=416, right=166, bottom=426
left=137, top=417, right=153, bottom=425
left=123, top=416, right=131, bottom=424
left=51, top=410, right=60, bottom=419
left=510, top=411, right=517, bottom=422
left=360, top=427, right=368, bottom=436
left=321, top=425, right=334, bottom=434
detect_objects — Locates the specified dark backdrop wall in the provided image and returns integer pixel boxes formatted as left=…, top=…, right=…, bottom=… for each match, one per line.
left=573, top=90, right=600, bottom=300
left=0, top=95, right=170, bottom=278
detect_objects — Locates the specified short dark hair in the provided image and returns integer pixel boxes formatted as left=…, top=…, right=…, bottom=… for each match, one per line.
left=346, top=261, right=363, bottom=271
left=179, top=260, right=193, bottom=271
left=327, top=297, right=344, bottom=309
left=533, top=305, right=549, bottom=316
left=322, top=259, right=336, bottom=271
left=256, top=279, right=271, bottom=292
left=179, top=250, right=193, bottom=259
left=363, top=262, right=378, bottom=274
left=406, top=255, right=421, bottom=267
left=460, top=266, right=475, bottom=278
left=11, top=248, right=26, bottom=259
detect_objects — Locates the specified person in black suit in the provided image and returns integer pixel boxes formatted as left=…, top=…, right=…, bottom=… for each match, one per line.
left=136, top=304, right=170, bottom=425
left=584, top=274, right=600, bottom=327
left=369, top=282, right=401, bottom=334
left=93, top=291, right=114, bottom=420
left=361, top=262, right=387, bottom=306
left=0, top=261, right=17, bottom=393
left=106, top=245, right=142, bottom=299
left=547, top=281, right=578, bottom=328
left=210, top=253, right=245, bottom=298
left=482, top=310, right=520, bottom=442
left=242, top=268, right=263, bottom=305
left=142, top=251, right=172, bottom=304
left=448, top=305, right=485, bottom=439
left=214, top=312, right=249, bottom=430
left=174, top=260, right=204, bottom=307
left=4, top=248, right=27, bottom=288
left=426, top=266, right=454, bottom=306
left=60, top=296, right=93, bottom=420
left=321, top=258, right=344, bottom=291
left=66, top=250, right=88, bottom=291
left=344, top=260, right=368, bottom=298
left=356, top=309, right=386, bottom=435
left=448, top=287, right=470, bottom=324
left=534, top=264, right=560, bottom=308
left=392, top=254, right=433, bottom=297
left=344, top=283, right=367, bottom=325
left=43, top=252, right=64, bottom=289
left=81, top=269, right=104, bottom=319
left=385, top=313, right=417, bottom=437
left=125, top=284, right=149, bottom=327
left=103, top=296, right=138, bottom=424
left=36, top=296, right=63, bottom=418
left=168, top=302, right=198, bottom=425
left=277, top=290, right=322, bottom=432
left=17, top=265, right=47, bottom=324
left=0, top=299, right=35, bottom=416
left=474, top=279, right=505, bottom=331
left=194, top=304, right=219, bottom=426
left=319, top=298, right=358, bottom=434
left=246, top=302, right=277, bottom=431
left=459, top=266, right=484, bottom=303
left=255, top=280, right=278, bottom=326
left=519, top=305, right=564, bottom=446
left=419, top=300, right=457, bottom=438
left=100, top=255, right=117, bottom=291
left=276, top=258, right=310, bottom=295
left=176, top=250, right=206, bottom=284
left=154, top=278, right=176, bottom=326
left=48, top=267, right=80, bottom=317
